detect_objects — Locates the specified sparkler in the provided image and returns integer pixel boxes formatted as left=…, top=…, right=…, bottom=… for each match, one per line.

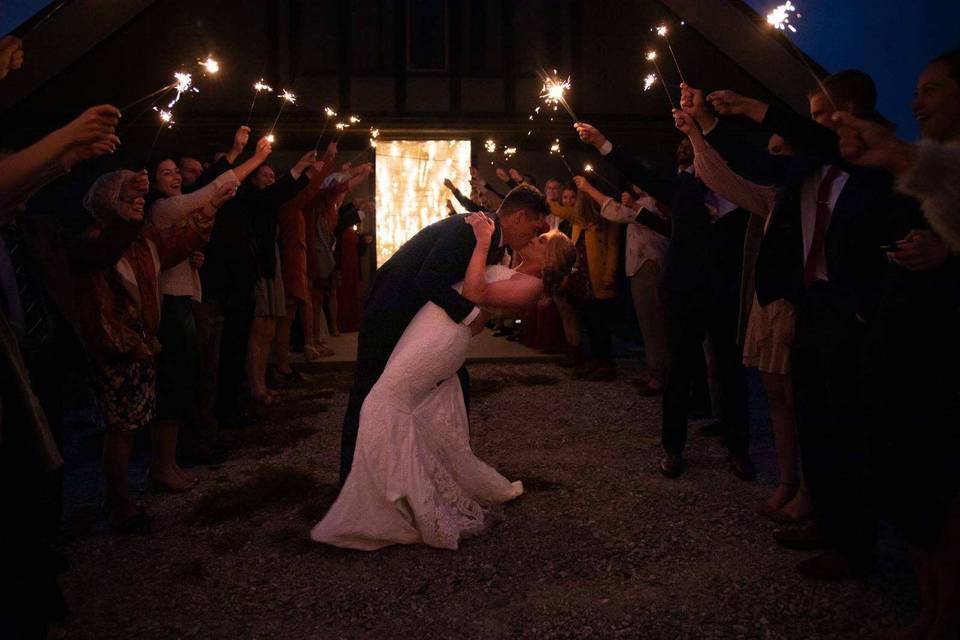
left=645, top=50, right=676, bottom=109
left=267, top=89, right=296, bottom=139
left=503, top=147, right=517, bottom=160
left=245, top=79, right=273, bottom=125
left=367, top=127, right=380, bottom=160
left=549, top=139, right=575, bottom=177
left=333, top=118, right=355, bottom=143
left=654, top=24, right=686, bottom=85
left=199, top=55, right=220, bottom=75
left=583, top=163, right=616, bottom=190
left=539, top=70, right=579, bottom=121
left=313, top=106, right=339, bottom=152
left=764, top=2, right=836, bottom=109
left=643, top=73, right=657, bottom=92
left=120, top=70, right=194, bottom=114
left=484, top=139, right=497, bottom=153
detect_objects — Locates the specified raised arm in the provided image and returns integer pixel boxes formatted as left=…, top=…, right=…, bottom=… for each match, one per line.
left=574, top=122, right=674, bottom=204
left=411, top=220, right=481, bottom=324
left=462, top=213, right=542, bottom=309
left=673, top=110, right=776, bottom=219
left=444, top=178, right=482, bottom=212
left=152, top=182, right=237, bottom=269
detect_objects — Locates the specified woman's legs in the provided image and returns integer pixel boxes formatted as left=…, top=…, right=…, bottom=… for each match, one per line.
left=275, top=301, right=298, bottom=373
left=102, top=430, right=136, bottom=522
left=760, top=371, right=807, bottom=512
left=149, top=418, right=194, bottom=489
left=246, top=316, right=277, bottom=401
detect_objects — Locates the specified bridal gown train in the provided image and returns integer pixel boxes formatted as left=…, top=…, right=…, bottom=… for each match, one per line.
left=311, top=265, right=523, bottom=550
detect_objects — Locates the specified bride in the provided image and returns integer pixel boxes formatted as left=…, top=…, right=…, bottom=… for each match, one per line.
left=311, top=213, right=576, bottom=550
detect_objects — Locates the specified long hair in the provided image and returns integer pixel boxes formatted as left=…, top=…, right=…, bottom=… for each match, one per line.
left=540, top=229, right=577, bottom=297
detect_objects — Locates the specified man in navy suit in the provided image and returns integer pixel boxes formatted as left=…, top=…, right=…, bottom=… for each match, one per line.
left=705, top=71, right=895, bottom=580
left=339, top=185, right=550, bottom=485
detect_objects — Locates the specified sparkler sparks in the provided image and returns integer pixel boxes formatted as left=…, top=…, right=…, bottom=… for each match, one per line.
left=484, top=139, right=497, bottom=153
left=267, top=89, right=297, bottom=141
left=266, top=134, right=275, bottom=143
left=199, top=56, right=220, bottom=74
left=656, top=25, right=668, bottom=37
left=646, top=51, right=657, bottom=61
left=158, top=109, right=173, bottom=124
left=349, top=115, right=361, bottom=124
left=643, top=73, right=657, bottom=91
left=279, top=89, right=296, bottom=104
left=539, top=72, right=579, bottom=121
left=654, top=21, right=686, bottom=84
left=254, top=80, right=273, bottom=93
left=503, top=147, right=517, bottom=159
left=324, top=107, right=338, bottom=117
left=644, top=51, right=675, bottom=108
left=767, top=1, right=798, bottom=32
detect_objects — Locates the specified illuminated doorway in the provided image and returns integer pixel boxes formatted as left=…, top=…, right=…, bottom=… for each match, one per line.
left=374, top=139, right=472, bottom=267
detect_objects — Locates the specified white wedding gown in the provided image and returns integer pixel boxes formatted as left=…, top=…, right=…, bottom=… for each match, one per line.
left=311, top=265, right=523, bottom=550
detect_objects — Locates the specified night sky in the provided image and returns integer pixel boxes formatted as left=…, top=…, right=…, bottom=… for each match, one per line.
left=744, top=0, right=960, bottom=139
left=4, top=0, right=959, bottom=139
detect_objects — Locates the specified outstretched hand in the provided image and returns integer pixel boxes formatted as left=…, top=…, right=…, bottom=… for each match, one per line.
left=443, top=178, right=456, bottom=191
left=464, top=212, right=494, bottom=247
left=707, top=90, right=767, bottom=123
left=495, top=167, right=510, bottom=183
left=833, top=111, right=914, bottom=174
left=211, top=181, right=238, bottom=208
left=254, top=136, right=273, bottom=158
left=574, top=122, right=608, bottom=151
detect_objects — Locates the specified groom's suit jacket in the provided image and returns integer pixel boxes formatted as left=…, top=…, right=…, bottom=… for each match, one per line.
left=339, top=213, right=503, bottom=483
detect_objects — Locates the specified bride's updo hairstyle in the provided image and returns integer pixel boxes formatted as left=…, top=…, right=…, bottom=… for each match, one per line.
left=540, top=230, right=577, bottom=296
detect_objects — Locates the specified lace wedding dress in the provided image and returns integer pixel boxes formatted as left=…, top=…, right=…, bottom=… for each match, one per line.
left=311, top=265, right=523, bottom=550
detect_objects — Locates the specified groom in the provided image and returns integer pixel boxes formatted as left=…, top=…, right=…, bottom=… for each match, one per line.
left=339, top=184, right=550, bottom=484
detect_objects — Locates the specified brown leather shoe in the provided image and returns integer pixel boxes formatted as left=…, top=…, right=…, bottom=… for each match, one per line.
left=796, top=550, right=871, bottom=581
left=773, top=523, right=827, bottom=551
left=659, top=454, right=685, bottom=478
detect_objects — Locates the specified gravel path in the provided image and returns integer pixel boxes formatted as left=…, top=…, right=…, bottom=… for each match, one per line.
left=59, top=360, right=914, bottom=639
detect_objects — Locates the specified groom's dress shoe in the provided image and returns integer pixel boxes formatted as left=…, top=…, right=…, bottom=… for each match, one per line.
left=773, top=523, right=826, bottom=551
left=796, top=550, right=872, bottom=582
left=659, top=454, right=685, bottom=478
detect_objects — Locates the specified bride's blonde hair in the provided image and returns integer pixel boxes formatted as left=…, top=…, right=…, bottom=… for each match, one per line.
left=540, top=230, right=577, bottom=296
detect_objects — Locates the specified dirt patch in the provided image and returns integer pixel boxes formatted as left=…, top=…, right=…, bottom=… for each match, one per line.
left=188, top=465, right=318, bottom=526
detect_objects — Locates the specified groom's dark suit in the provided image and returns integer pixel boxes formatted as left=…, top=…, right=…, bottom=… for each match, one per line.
left=340, top=213, right=504, bottom=484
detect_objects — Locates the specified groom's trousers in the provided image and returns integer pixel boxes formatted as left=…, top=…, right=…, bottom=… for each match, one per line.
left=340, top=313, right=470, bottom=486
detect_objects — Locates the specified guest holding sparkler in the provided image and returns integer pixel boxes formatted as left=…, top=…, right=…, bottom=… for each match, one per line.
left=836, top=48, right=960, bottom=638
left=574, top=119, right=753, bottom=481
left=146, top=127, right=271, bottom=485
left=574, top=176, right=669, bottom=395
left=704, top=71, right=897, bottom=581
left=274, top=143, right=338, bottom=380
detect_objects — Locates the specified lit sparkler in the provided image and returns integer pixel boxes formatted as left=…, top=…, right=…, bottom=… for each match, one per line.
left=654, top=23, right=686, bottom=84
left=503, top=146, right=517, bottom=159
left=643, top=73, right=657, bottom=91
left=645, top=50, right=675, bottom=108
left=245, top=79, right=273, bottom=125
left=267, top=89, right=297, bottom=139
left=764, top=2, right=835, bottom=108
left=484, top=139, right=497, bottom=153
left=199, top=55, right=220, bottom=75
left=584, top=163, right=615, bottom=189
left=314, top=106, right=339, bottom=151
left=539, top=71, right=578, bottom=121
left=549, top=138, right=575, bottom=177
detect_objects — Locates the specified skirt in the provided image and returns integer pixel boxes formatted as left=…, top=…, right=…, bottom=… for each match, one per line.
left=742, top=296, right=794, bottom=375
left=91, top=357, right=157, bottom=432
left=254, top=247, right=287, bottom=318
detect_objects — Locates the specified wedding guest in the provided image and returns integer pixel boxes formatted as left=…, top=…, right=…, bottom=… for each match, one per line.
left=274, top=143, right=337, bottom=380
left=147, top=128, right=269, bottom=481
left=547, top=188, right=620, bottom=380
left=443, top=178, right=482, bottom=213
left=575, top=177, right=669, bottom=395
left=246, top=152, right=323, bottom=406
left=837, top=48, right=960, bottom=638
left=576, top=122, right=753, bottom=480
left=334, top=202, right=364, bottom=333
left=0, top=34, right=24, bottom=81
left=43, top=170, right=234, bottom=531
left=177, top=154, right=204, bottom=189
left=706, top=71, right=894, bottom=580
left=676, top=91, right=812, bottom=521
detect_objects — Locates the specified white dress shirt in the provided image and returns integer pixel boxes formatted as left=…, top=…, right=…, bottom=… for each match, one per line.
left=800, top=165, right=850, bottom=283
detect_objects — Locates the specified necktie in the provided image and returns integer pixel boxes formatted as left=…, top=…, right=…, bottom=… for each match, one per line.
left=803, top=165, right=843, bottom=288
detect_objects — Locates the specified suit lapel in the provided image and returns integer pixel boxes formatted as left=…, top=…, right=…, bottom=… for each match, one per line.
left=486, top=223, right=504, bottom=265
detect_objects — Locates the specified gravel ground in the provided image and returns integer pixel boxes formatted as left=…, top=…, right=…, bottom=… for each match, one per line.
left=58, top=359, right=915, bottom=639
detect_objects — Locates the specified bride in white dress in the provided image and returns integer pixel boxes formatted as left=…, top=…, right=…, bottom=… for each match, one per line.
left=312, top=213, right=576, bottom=550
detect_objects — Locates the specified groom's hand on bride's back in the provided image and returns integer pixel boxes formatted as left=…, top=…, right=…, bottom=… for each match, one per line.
left=468, top=311, right=488, bottom=335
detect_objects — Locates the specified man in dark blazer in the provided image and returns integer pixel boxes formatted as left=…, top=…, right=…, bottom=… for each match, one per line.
left=574, top=123, right=754, bottom=483
left=705, top=71, right=894, bottom=580
left=339, top=185, right=550, bottom=485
